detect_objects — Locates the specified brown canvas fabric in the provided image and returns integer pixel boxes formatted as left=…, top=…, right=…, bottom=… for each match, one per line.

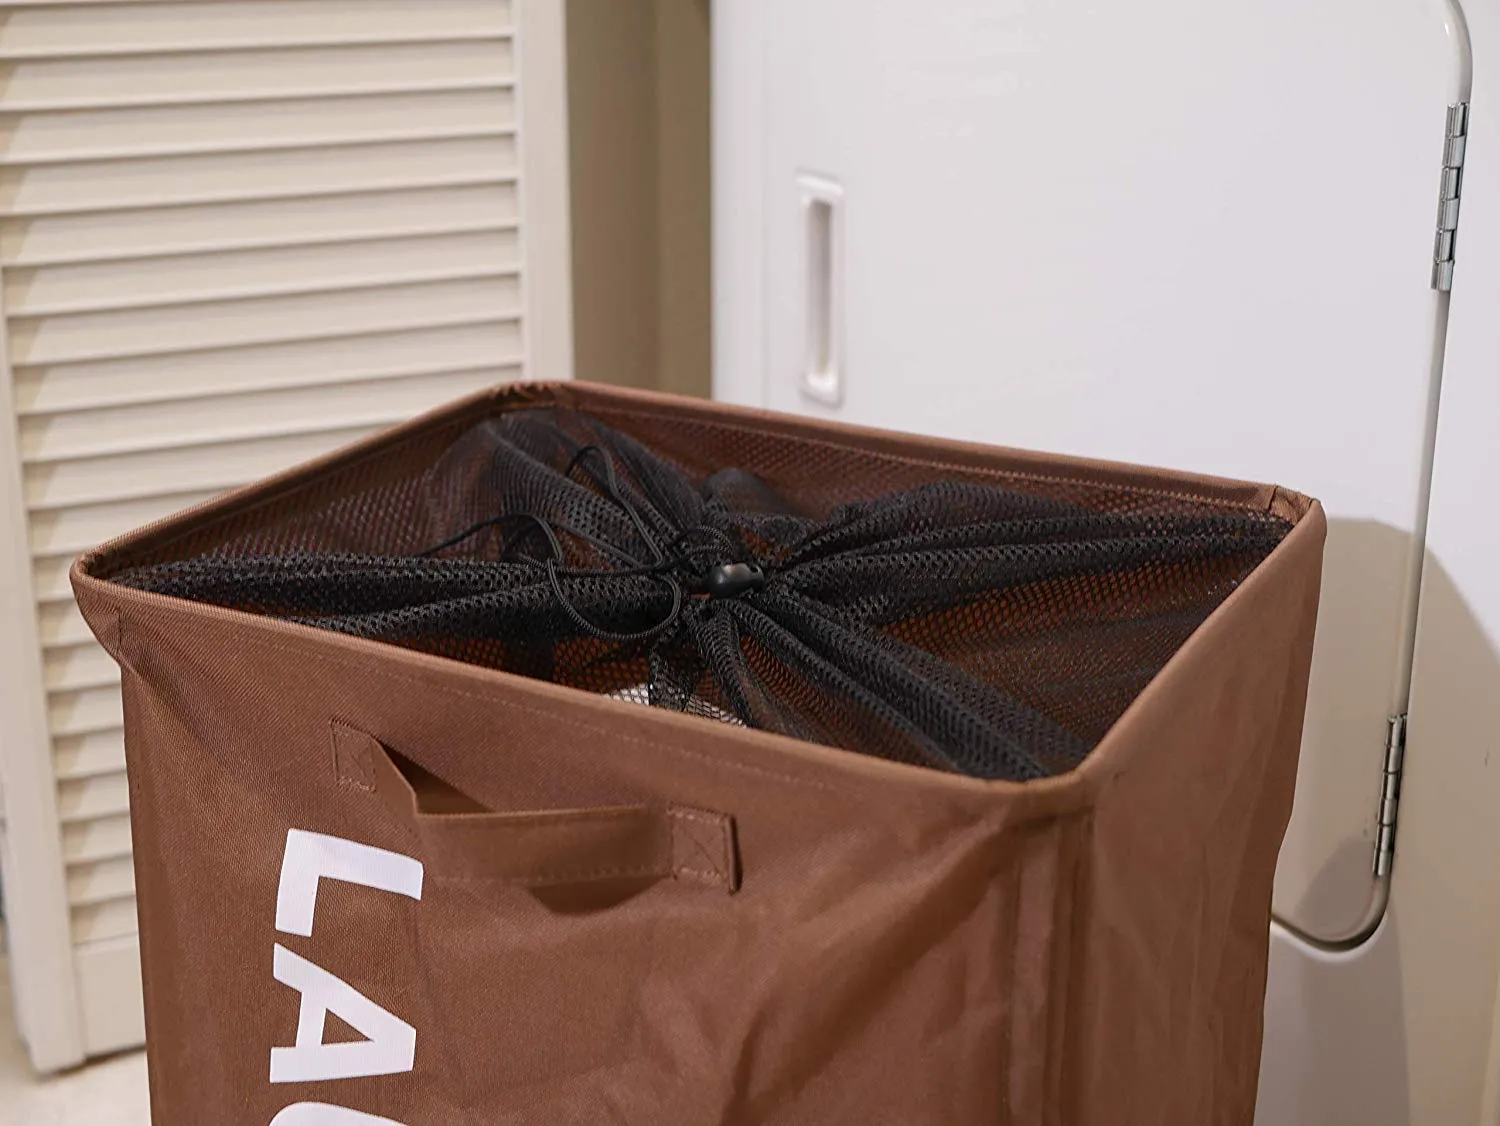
left=72, top=382, right=1324, bottom=1125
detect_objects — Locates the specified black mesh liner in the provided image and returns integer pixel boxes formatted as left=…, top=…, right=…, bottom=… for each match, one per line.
left=105, top=407, right=1291, bottom=781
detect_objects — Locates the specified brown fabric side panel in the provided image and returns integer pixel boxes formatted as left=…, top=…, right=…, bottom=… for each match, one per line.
left=106, top=586, right=1086, bottom=1125
left=1000, top=815, right=1087, bottom=1125
left=1048, top=809, right=1088, bottom=1126
left=116, top=618, right=206, bottom=1125
left=1070, top=502, right=1325, bottom=1124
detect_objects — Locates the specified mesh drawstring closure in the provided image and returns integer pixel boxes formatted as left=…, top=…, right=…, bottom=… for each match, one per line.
left=419, top=444, right=760, bottom=643
left=104, top=407, right=1294, bottom=782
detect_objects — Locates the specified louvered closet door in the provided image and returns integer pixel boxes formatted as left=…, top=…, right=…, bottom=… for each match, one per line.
left=0, top=0, right=571, bottom=1070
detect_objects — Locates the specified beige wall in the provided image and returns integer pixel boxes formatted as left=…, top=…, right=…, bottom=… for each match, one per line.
left=652, top=0, right=712, bottom=398
left=565, top=0, right=658, bottom=390
left=565, top=0, right=710, bottom=398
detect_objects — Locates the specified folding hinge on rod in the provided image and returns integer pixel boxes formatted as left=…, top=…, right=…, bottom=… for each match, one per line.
left=1432, top=103, right=1469, bottom=291
left=1374, top=713, right=1408, bottom=878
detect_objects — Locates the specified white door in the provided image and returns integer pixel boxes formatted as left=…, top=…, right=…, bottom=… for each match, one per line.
left=718, top=0, right=1469, bottom=950
left=0, top=0, right=572, bottom=1072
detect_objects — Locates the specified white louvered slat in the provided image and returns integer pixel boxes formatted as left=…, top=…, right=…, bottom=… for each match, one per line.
left=0, top=39, right=515, bottom=112
left=66, top=855, right=135, bottom=907
left=28, top=490, right=221, bottom=556
left=62, top=816, right=132, bottom=871
left=23, top=368, right=516, bottom=462
left=70, top=898, right=139, bottom=945
left=39, top=600, right=92, bottom=647
left=16, top=324, right=523, bottom=414
left=43, top=642, right=118, bottom=691
left=53, top=729, right=126, bottom=782
left=0, top=0, right=513, bottom=58
left=0, top=136, right=518, bottom=215
left=2, top=183, right=520, bottom=266
left=31, top=552, right=74, bottom=601
left=26, top=424, right=381, bottom=509
left=61, top=813, right=132, bottom=866
left=75, top=937, right=146, bottom=1057
left=56, top=772, right=130, bottom=824
left=7, top=229, right=520, bottom=317
left=0, top=0, right=565, bottom=1067
left=10, top=274, right=521, bottom=366
left=49, top=685, right=123, bottom=738
left=0, top=89, right=516, bottom=165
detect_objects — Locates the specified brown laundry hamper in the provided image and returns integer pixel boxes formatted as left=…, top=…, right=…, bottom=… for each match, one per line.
left=72, top=382, right=1324, bottom=1126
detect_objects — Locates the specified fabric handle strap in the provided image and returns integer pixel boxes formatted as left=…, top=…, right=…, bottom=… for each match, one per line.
left=332, top=721, right=739, bottom=893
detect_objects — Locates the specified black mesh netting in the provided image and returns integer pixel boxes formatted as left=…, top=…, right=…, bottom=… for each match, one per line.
left=105, top=407, right=1291, bottom=781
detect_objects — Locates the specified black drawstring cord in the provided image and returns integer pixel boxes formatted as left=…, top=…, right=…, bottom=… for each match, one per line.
left=543, top=556, right=684, bottom=643
left=563, top=444, right=669, bottom=566
left=415, top=444, right=763, bottom=644
left=421, top=511, right=566, bottom=560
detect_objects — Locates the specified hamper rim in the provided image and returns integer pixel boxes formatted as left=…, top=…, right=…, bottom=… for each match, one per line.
left=72, top=380, right=1311, bottom=579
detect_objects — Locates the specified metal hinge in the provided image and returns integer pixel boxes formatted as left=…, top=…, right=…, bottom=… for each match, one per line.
left=1432, top=103, right=1470, bottom=291
left=1373, top=713, right=1408, bottom=877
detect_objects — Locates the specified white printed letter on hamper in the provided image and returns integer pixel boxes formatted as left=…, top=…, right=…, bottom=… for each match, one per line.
left=270, top=945, right=418, bottom=1083
left=269, top=828, right=425, bottom=1112
left=276, top=829, right=424, bottom=937
left=271, top=1104, right=410, bottom=1125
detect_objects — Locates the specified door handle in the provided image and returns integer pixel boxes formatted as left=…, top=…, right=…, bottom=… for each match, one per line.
left=798, top=172, right=843, bottom=406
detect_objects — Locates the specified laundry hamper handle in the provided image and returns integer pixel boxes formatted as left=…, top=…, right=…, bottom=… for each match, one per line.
left=333, top=721, right=739, bottom=893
